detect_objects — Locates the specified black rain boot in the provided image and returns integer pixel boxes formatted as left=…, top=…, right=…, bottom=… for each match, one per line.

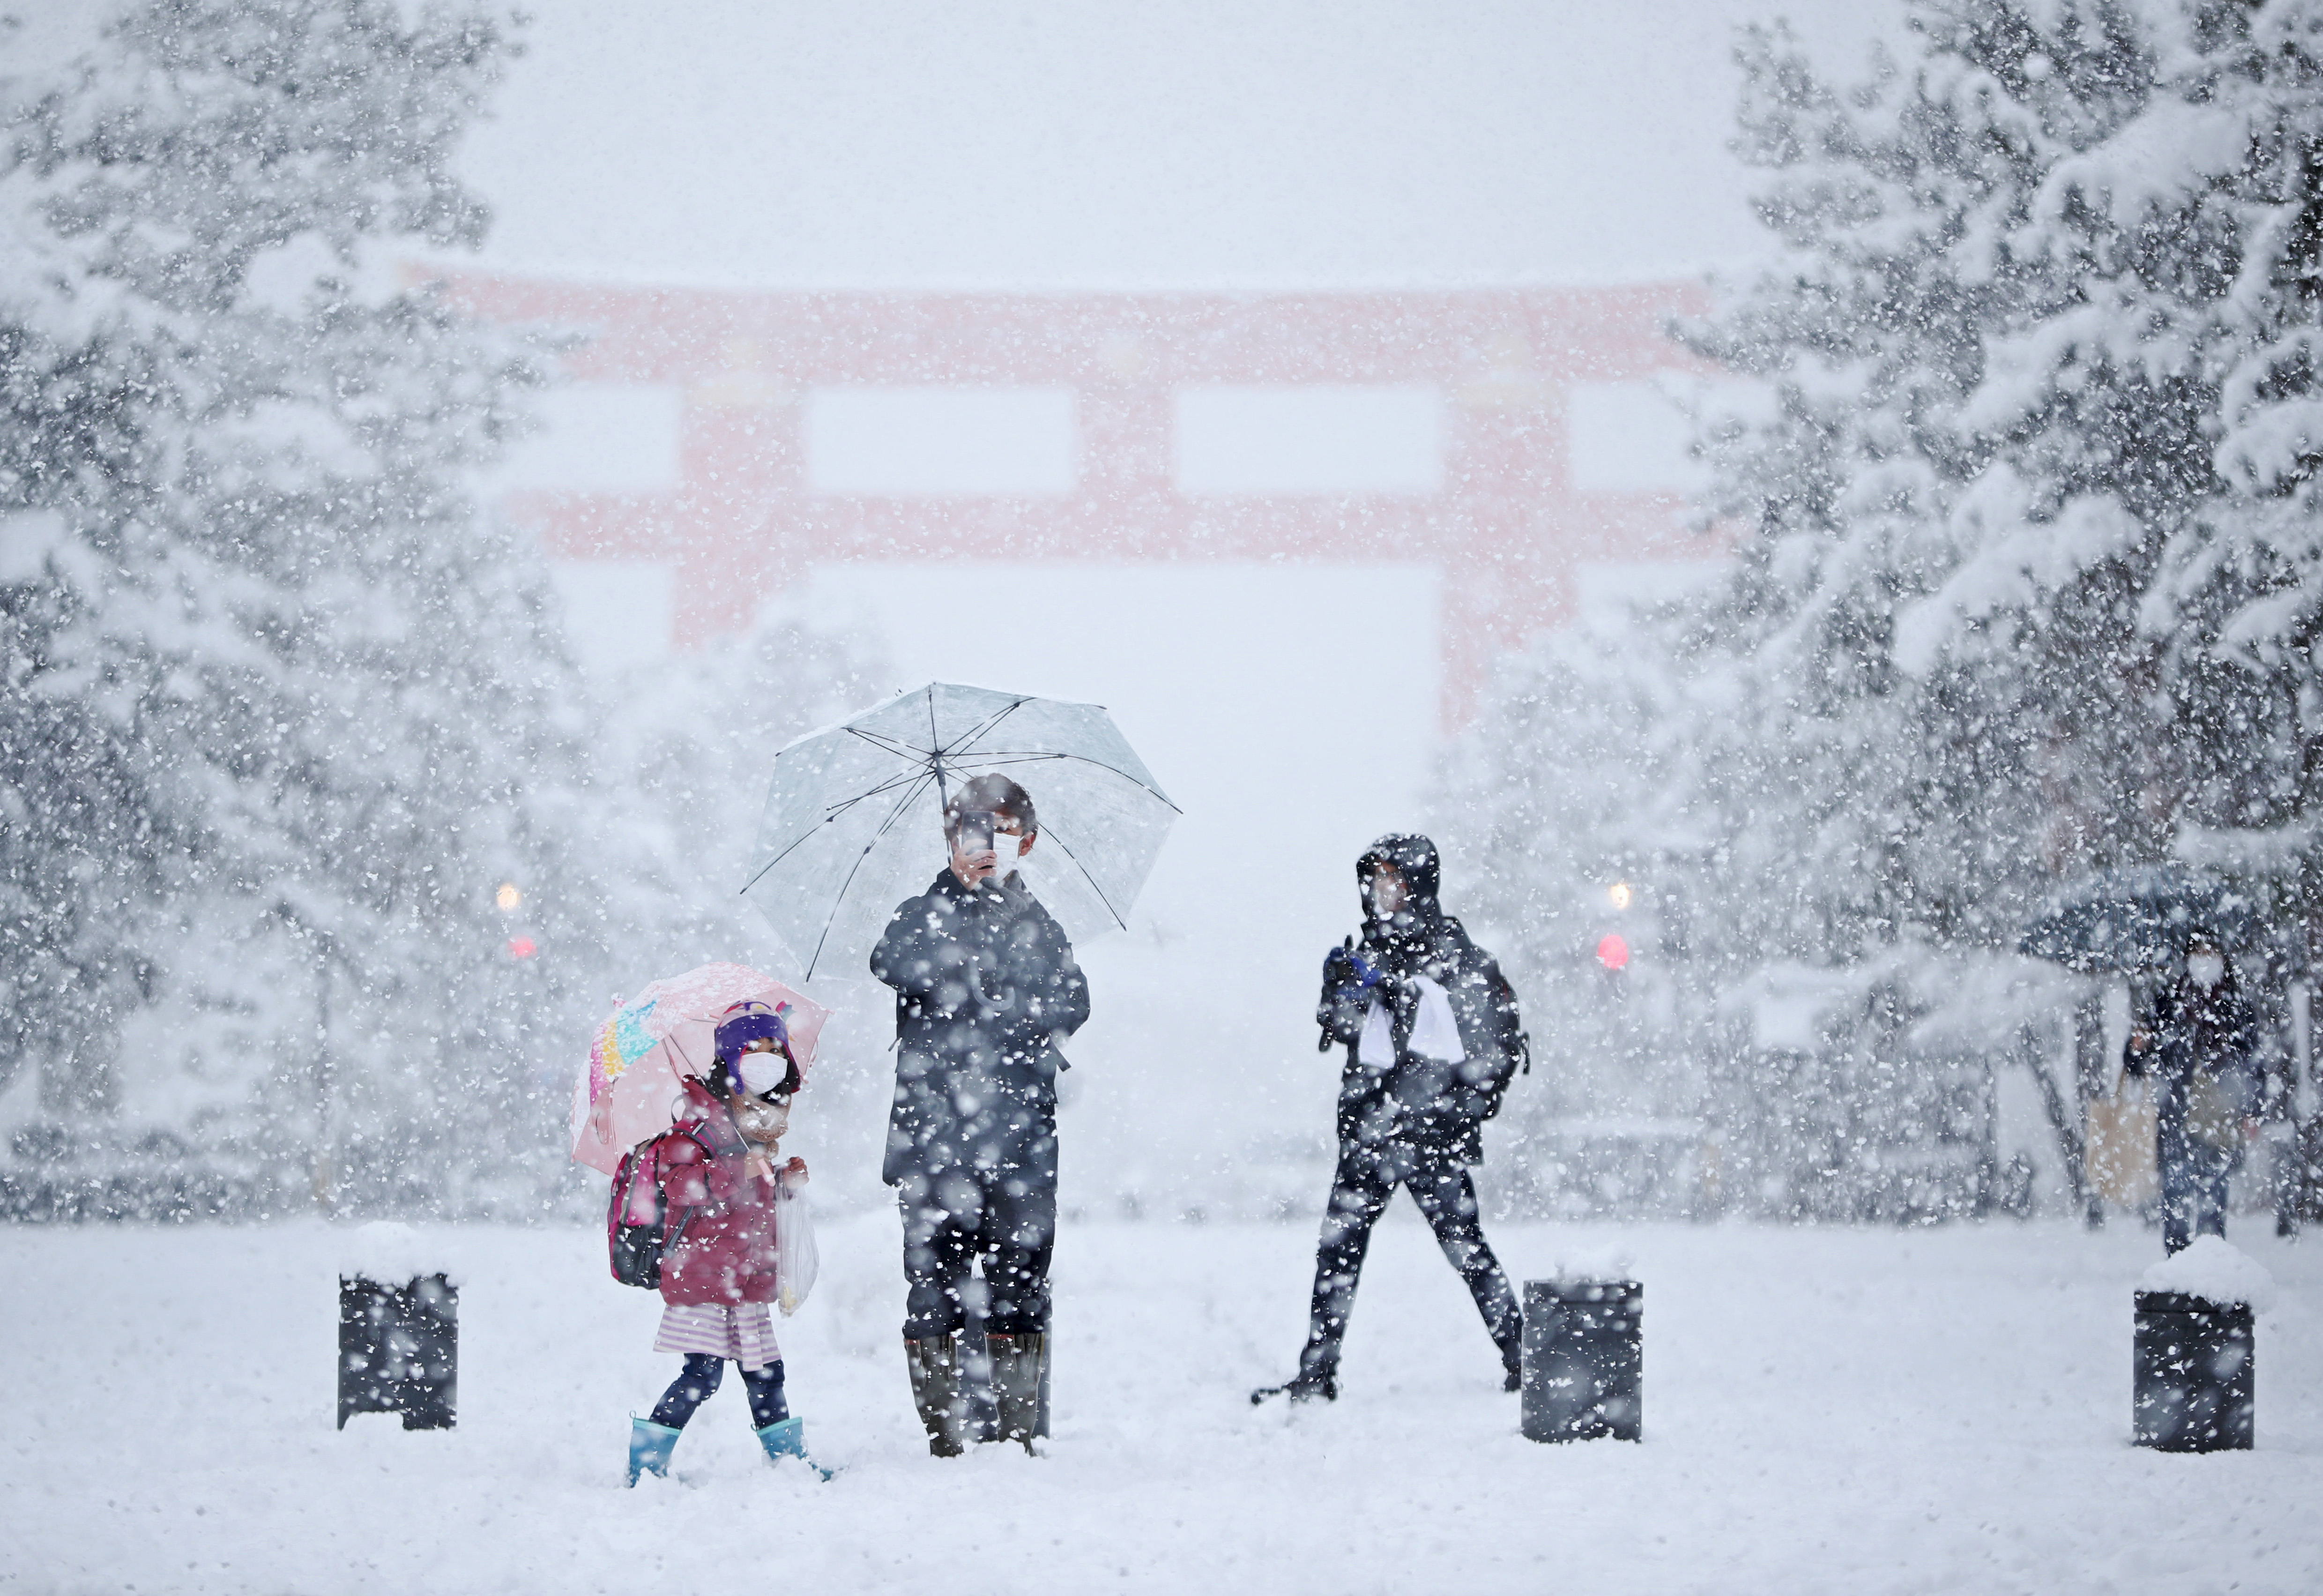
left=1251, top=1346, right=1339, bottom=1405
left=1250, top=1372, right=1338, bottom=1405
left=904, top=1335, right=968, bottom=1458
left=986, top=1332, right=1045, bottom=1452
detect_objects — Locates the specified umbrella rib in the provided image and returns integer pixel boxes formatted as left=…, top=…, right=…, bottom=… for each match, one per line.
left=950, top=747, right=1183, bottom=813
left=826, top=765, right=941, bottom=812
left=1035, top=820, right=1131, bottom=932
left=927, top=687, right=948, bottom=808
left=844, top=724, right=931, bottom=761
left=739, top=765, right=936, bottom=897
left=804, top=767, right=939, bottom=982
left=927, top=696, right=1030, bottom=799
left=939, top=697, right=1030, bottom=761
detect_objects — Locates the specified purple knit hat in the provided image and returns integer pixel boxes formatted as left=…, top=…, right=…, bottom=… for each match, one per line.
left=714, top=1000, right=792, bottom=1093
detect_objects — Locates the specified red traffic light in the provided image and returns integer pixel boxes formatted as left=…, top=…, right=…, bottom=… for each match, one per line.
left=508, top=936, right=538, bottom=959
left=1595, top=933, right=1630, bottom=971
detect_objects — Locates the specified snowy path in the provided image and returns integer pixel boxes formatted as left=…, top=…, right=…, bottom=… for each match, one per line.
left=2, top=1213, right=2316, bottom=1595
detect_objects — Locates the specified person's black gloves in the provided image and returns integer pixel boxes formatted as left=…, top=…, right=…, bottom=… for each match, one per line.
left=1319, top=943, right=1384, bottom=1003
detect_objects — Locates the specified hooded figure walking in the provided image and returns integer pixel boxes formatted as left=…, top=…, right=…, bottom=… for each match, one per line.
left=1256, top=834, right=1529, bottom=1403
left=870, top=774, right=1089, bottom=1454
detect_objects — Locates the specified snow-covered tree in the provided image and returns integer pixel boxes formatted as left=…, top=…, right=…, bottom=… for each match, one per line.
left=0, top=0, right=645, bottom=1208
left=1449, top=0, right=2323, bottom=1216
left=1439, top=588, right=1718, bottom=1106
left=599, top=607, right=887, bottom=974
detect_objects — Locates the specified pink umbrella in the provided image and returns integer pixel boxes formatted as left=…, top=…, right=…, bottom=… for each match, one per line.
left=568, top=962, right=832, bottom=1176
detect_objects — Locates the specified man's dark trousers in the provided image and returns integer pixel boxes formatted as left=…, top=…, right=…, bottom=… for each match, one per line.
left=1296, top=1140, right=1523, bottom=1386
left=897, top=1163, right=1055, bottom=1338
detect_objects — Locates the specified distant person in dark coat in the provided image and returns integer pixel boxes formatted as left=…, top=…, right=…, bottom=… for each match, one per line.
left=1255, top=833, right=1529, bottom=1404
left=870, top=774, right=1089, bottom=1454
left=2125, top=933, right=2261, bottom=1255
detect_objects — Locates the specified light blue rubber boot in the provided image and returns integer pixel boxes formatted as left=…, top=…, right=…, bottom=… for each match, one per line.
left=627, top=1417, right=681, bottom=1486
left=756, top=1417, right=832, bottom=1480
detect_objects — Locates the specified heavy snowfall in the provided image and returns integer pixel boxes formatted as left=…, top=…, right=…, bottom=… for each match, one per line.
left=4, top=1, right=2323, bottom=1592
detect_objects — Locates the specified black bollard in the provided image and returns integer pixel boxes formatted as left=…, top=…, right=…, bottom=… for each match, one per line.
left=338, top=1272, right=458, bottom=1431
left=1522, top=1279, right=1642, bottom=1443
left=2133, top=1290, right=2252, bottom=1452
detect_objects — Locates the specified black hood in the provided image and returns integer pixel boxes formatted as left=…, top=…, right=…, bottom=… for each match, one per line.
left=1358, top=833, right=1441, bottom=915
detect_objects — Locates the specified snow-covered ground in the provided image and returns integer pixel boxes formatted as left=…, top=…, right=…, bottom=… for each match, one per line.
left=2, top=1212, right=2316, bottom=1595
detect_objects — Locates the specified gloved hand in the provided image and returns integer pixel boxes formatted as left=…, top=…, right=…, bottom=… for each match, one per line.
left=1323, top=941, right=1400, bottom=1012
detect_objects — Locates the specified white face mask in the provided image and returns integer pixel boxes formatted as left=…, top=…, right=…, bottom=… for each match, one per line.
left=734, top=1049, right=789, bottom=1096
left=990, top=830, right=1027, bottom=880
left=2188, top=952, right=2225, bottom=989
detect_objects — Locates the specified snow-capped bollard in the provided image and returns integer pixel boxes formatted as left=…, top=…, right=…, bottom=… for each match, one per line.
left=2132, top=1237, right=2271, bottom=1453
left=1521, top=1279, right=1641, bottom=1443
left=337, top=1223, right=458, bottom=1431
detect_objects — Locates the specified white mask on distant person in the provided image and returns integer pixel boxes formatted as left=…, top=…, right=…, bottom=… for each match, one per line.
left=2188, top=952, right=2225, bottom=989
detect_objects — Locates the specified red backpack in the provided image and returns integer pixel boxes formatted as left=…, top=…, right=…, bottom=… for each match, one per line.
left=605, top=1125, right=707, bottom=1290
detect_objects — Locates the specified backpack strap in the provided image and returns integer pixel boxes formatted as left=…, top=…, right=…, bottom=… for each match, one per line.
left=650, top=1122, right=717, bottom=1212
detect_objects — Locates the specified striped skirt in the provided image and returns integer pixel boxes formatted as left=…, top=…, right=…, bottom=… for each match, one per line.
left=653, top=1301, right=781, bottom=1371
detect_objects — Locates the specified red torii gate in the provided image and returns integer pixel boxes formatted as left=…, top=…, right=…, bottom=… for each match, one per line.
left=434, top=273, right=1715, bottom=723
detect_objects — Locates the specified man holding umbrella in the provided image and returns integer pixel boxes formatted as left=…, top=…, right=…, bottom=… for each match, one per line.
left=2124, top=932, right=2262, bottom=1254
left=2018, top=868, right=2272, bottom=1246
left=871, top=774, right=1090, bottom=1455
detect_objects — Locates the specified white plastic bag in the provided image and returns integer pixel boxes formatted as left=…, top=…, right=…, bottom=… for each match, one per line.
left=775, top=1183, right=819, bottom=1315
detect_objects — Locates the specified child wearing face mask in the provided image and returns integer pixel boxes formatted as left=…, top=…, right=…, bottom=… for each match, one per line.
left=626, top=1000, right=825, bottom=1484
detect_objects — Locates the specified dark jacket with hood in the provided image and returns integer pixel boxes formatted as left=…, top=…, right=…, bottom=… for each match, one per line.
left=1316, top=834, right=1525, bottom=1166
left=869, top=865, right=1091, bottom=1187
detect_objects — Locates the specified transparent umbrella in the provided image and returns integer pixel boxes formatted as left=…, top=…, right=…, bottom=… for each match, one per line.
left=741, top=683, right=1179, bottom=981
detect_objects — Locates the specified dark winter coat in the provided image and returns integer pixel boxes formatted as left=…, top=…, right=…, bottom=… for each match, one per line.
left=2126, top=972, right=2262, bottom=1147
left=869, top=867, right=1091, bottom=1187
left=2129, top=974, right=2260, bottom=1092
left=654, top=1077, right=782, bottom=1307
left=1318, top=837, right=1525, bottom=1166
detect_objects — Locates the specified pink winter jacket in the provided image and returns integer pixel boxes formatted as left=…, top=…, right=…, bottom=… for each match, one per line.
left=655, top=1077, right=780, bottom=1307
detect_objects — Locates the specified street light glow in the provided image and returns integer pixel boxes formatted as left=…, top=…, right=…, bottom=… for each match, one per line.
left=1608, top=881, right=1631, bottom=910
left=495, top=883, right=522, bottom=912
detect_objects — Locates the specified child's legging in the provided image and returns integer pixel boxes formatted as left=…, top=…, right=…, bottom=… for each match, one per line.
left=650, top=1354, right=788, bottom=1430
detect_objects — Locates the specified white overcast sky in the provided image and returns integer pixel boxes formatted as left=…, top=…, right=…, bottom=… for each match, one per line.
left=11, top=0, right=1909, bottom=290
